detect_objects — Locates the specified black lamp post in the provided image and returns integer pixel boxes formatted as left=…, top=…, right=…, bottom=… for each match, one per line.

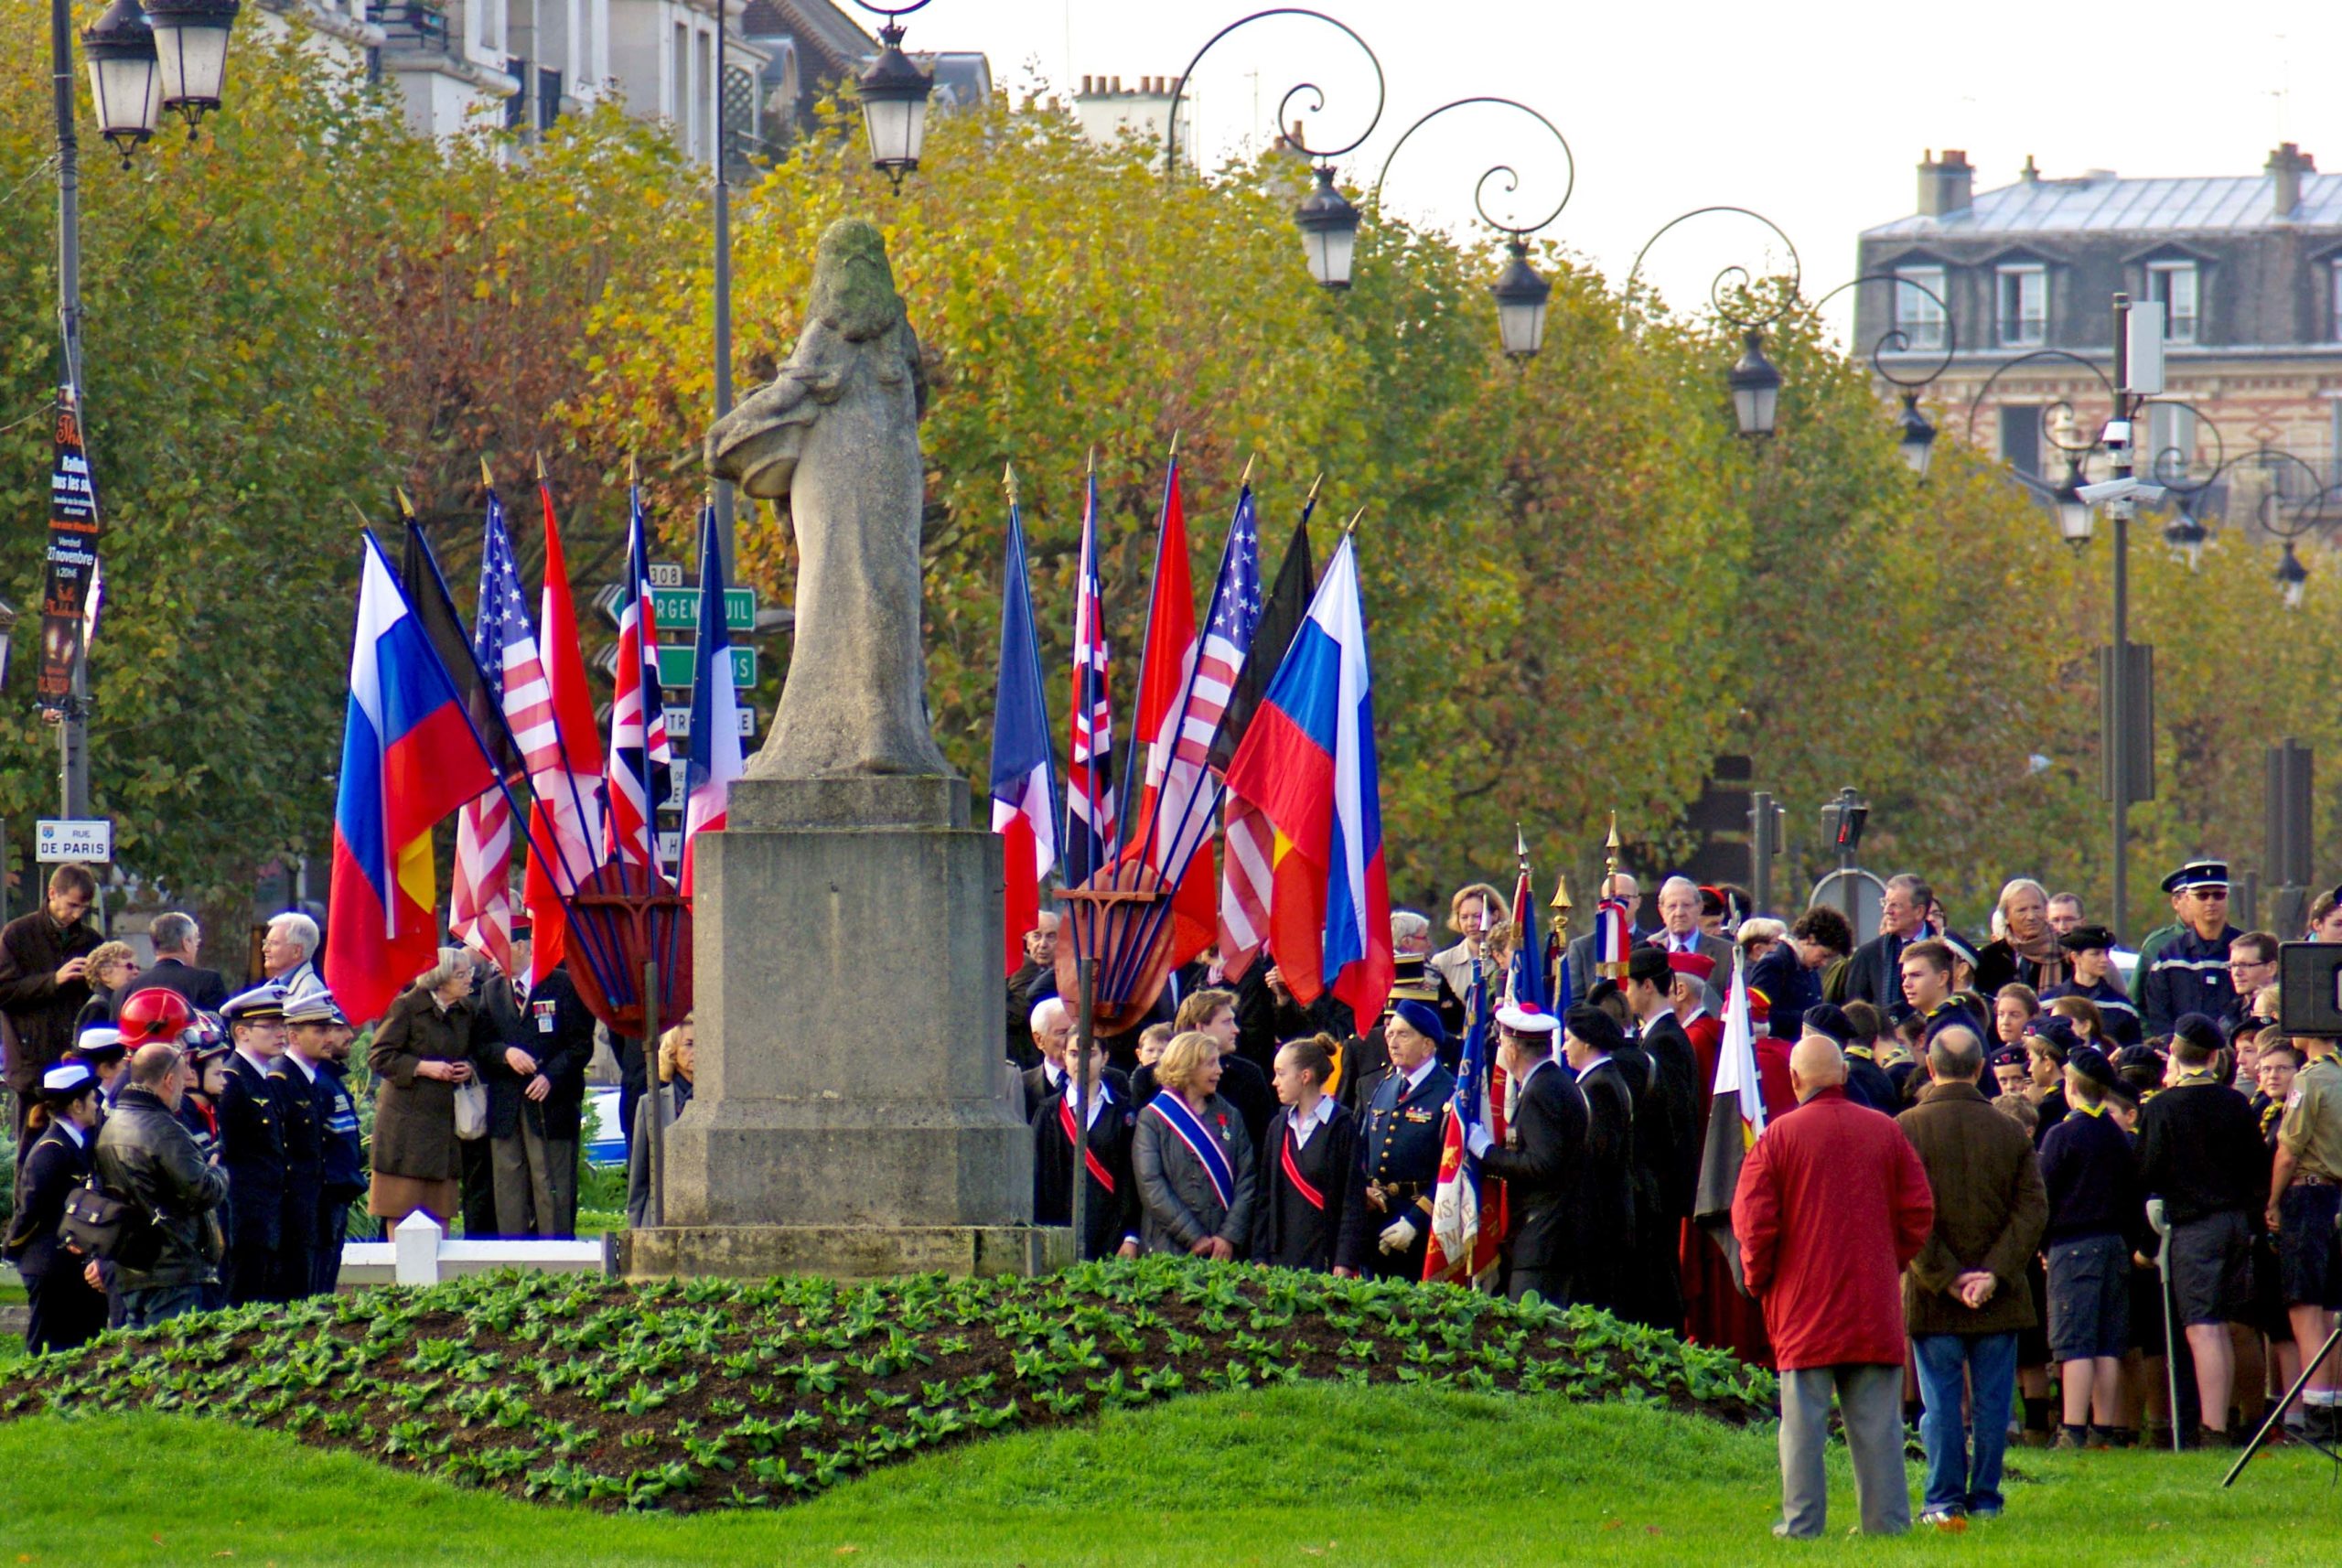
left=1162, top=9, right=1385, bottom=291
left=81, top=0, right=162, bottom=166
left=2276, top=542, right=2309, bottom=608
left=1625, top=206, right=1805, bottom=442
left=1895, top=392, right=1938, bottom=478
left=850, top=2, right=936, bottom=193
left=1726, top=330, right=1782, bottom=439
left=1371, top=95, right=1575, bottom=361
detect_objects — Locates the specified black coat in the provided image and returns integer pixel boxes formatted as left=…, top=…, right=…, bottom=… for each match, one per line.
left=1478, top=1059, right=1587, bottom=1279
left=1030, top=1084, right=1140, bottom=1260
left=314, top=1060, right=366, bottom=1202
left=1569, top=1057, right=1638, bottom=1316
left=1250, top=1101, right=1370, bottom=1273
left=92, top=1087, right=230, bottom=1291
left=1024, top=1060, right=1133, bottom=1124
left=219, top=1052, right=287, bottom=1249
left=1004, top=959, right=1056, bottom=1069
left=4, top=1119, right=94, bottom=1279
left=518, top=966, right=597, bottom=1142
left=0, top=911, right=101, bottom=1094
left=475, top=969, right=532, bottom=1141
left=1635, top=1012, right=1703, bottom=1220
left=115, top=959, right=231, bottom=1017
left=2140, top=925, right=2244, bottom=1038
left=273, top=1059, right=325, bottom=1254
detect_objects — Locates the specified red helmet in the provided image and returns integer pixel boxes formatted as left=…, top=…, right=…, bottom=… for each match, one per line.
left=118, top=988, right=195, bottom=1047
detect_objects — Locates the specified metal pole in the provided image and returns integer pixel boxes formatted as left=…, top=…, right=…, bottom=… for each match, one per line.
left=52, top=0, right=91, bottom=822
left=2110, top=293, right=2132, bottom=940
left=643, top=957, right=665, bottom=1229
left=1069, top=956, right=1095, bottom=1266
left=712, top=8, right=736, bottom=577
left=1749, top=790, right=1774, bottom=918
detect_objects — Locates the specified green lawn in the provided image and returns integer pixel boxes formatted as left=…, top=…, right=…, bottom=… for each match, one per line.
left=0, top=1385, right=2327, bottom=1565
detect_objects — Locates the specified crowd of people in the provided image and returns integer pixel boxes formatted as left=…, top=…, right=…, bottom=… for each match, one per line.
left=0, top=866, right=601, bottom=1348
left=1007, top=856, right=2342, bottom=1535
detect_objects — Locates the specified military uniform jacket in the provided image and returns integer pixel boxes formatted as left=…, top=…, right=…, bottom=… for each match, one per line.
left=273, top=1058, right=325, bottom=1252
left=2140, top=923, right=2243, bottom=1037
left=1359, top=1061, right=1456, bottom=1225
left=1030, top=1084, right=1140, bottom=1260
left=314, top=1062, right=366, bottom=1201
left=1477, top=1059, right=1588, bottom=1276
left=219, top=1052, right=287, bottom=1250
left=3, top=1121, right=94, bottom=1279
left=1250, top=1101, right=1370, bottom=1274
left=2039, top=978, right=2143, bottom=1047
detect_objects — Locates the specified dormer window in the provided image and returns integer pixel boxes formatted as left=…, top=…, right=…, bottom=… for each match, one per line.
left=1996, top=264, right=2046, bottom=347
left=1893, top=265, right=1948, bottom=352
left=2148, top=261, right=2198, bottom=342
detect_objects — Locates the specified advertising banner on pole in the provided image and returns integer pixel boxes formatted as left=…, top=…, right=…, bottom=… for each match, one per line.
left=37, top=389, right=101, bottom=714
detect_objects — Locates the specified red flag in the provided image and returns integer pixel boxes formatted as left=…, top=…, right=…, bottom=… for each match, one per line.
left=523, top=480, right=605, bottom=983
left=1126, top=457, right=1215, bottom=967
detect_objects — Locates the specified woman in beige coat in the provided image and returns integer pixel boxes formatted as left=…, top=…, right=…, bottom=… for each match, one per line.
left=367, top=947, right=490, bottom=1232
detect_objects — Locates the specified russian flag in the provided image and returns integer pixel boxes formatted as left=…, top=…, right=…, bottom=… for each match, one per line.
left=1220, top=534, right=1392, bottom=1026
left=326, top=534, right=498, bottom=1024
left=680, top=503, right=746, bottom=896
left=989, top=494, right=1058, bottom=974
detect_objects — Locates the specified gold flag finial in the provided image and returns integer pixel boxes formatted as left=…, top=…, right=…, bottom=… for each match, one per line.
left=534, top=450, right=548, bottom=482
left=1550, top=870, right=1572, bottom=916
left=1240, top=451, right=1257, bottom=488
left=478, top=456, right=494, bottom=489
left=1305, top=471, right=1324, bottom=507
left=628, top=453, right=640, bottom=489
left=1167, top=428, right=1182, bottom=460
left=1003, top=461, right=1020, bottom=503
left=394, top=488, right=417, bottom=521
left=1342, top=507, right=1365, bottom=535
left=1086, top=445, right=1097, bottom=478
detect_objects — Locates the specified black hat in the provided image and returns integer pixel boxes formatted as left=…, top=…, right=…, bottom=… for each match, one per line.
left=1563, top=1004, right=1627, bottom=1058
left=1391, top=999, right=1446, bottom=1049
left=2160, top=859, right=2229, bottom=895
left=1990, top=1046, right=2029, bottom=1070
left=2114, top=1044, right=2165, bottom=1079
left=2067, top=1045, right=2120, bottom=1095
left=1585, top=978, right=1622, bottom=1010
left=2023, top=1015, right=2080, bottom=1060
left=1626, top=947, right=1673, bottom=988
left=1801, top=1003, right=1853, bottom=1047
left=2058, top=923, right=2118, bottom=954
left=2172, top=1013, right=2225, bottom=1058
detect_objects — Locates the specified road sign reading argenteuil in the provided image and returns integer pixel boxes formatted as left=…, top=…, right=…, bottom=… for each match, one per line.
left=37, top=818, right=112, bottom=863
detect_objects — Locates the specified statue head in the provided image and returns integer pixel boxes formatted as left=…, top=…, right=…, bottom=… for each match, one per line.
left=707, top=219, right=926, bottom=501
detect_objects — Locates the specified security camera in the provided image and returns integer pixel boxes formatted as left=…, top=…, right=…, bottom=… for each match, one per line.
left=2100, top=419, right=2133, bottom=453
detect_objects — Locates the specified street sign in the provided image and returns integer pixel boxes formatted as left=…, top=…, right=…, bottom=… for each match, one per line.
left=656, top=644, right=756, bottom=691
left=38, top=817, right=112, bottom=864
left=650, top=586, right=756, bottom=634
left=655, top=830, right=682, bottom=864
left=661, top=772, right=687, bottom=812
left=647, top=561, right=684, bottom=588
left=661, top=704, right=757, bottom=740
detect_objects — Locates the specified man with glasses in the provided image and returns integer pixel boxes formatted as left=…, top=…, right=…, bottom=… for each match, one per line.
left=0, top=864, right=103, bottom=1144
left=2141, top=860, right=2245, bottom=1038
left=2220, top=933, right=2280, bottom=1036
left=1846, top=875, right=1935, bottom=1024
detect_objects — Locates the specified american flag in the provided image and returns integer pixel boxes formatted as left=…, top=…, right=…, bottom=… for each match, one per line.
left=1213, top=509, right=1313, bottom=980
left=1140, top=483, right=1261, bottom=887
left=451, top=486, right=557, bottom=975
left=604, top=482, right=672, bottom=878
left=1065, top=468, right=1116, bottom=883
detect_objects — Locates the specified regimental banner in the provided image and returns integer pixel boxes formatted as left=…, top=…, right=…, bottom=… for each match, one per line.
left=37, top=390, right=100, bottom=712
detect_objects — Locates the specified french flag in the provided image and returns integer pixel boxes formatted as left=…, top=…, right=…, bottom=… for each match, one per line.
left=989, top=490, right=1058, bottom=974
left=680, top=503, right=745, bottom=896
left=326, top=534, right=497, bottom=1024
left=1219, top=534, right=1393, bottom=1026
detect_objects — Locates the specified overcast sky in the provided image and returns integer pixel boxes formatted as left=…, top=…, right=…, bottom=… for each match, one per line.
left=916, top=1, right=2342, bottom=341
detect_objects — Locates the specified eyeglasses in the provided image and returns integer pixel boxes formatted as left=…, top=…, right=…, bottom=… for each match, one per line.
left=2190, top=888, right=2229, bottom=901
left=2228, top=959, right=2272, bottom=972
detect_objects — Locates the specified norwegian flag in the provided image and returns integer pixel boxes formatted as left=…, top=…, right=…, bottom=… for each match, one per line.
left=1215, top=510, right=1313, bottom=979
left=604, top=482, right=673, bottom=878
left=448, top=486, right=553, bottom=975
left=1065, top=467, right=1116, bottom=884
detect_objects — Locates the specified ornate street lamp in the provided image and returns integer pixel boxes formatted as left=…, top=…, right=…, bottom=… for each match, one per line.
left=81, top=0, right=163, bottom=166
left=143, top=0, right=240, bottom=135
left=1373, top=95, right=1575, bottom=361
left=1163, top=9, right=1385, bottom=290
left=2052, top=458, right=2095, bottom=547
left=1726, top=329, right=1782, bottom=440
left=851, top=2, right=935, bottom=193
left=2162, top=505, right=2208, bottom=570
left=1626, top=207, right=1805, bottom=441
left=1895, top=392, right=1938, bottom=478
left=2276, top=541, right=2309, bottom=609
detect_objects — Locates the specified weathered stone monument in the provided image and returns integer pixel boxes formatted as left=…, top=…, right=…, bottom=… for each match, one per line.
left=621, top=219, right=1062, bottom=1280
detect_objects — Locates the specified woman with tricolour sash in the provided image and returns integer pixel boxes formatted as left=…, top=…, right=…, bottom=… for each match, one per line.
left=1132, top=1029, right=1258, bottom=1260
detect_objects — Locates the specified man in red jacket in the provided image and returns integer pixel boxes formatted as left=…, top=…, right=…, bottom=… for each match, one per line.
left=1735, top=1034, right=1936, bottom=1539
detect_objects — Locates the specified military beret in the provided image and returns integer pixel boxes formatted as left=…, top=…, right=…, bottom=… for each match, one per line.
left=2024, top=1015, right=2080, bottom=1059
left=1563, top=1004, right=1627, bottom=1058
left=2171, top=1013, right=2226, bottom=1058
left=2058, top=923, right=2118, bottom=953
left=2067, top=1045, right=2119, bottom=1094
left=1626, top=947, right=1673, bottom=987
left=1802, top=1004, right=1853, bottom=1047
left=1391, top=999, right=1445, bottom=1048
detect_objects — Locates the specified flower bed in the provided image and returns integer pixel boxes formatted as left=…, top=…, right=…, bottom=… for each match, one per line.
left=0, top=1259, right=1776, bottom=1513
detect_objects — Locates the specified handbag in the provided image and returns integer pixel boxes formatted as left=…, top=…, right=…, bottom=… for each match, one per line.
left=452, top=1078, right=489, bottom=1141
left=59, top=1176, right=161, bottom=1270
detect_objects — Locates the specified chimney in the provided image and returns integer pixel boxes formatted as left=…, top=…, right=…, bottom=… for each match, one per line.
left=1111, top=74, right=1122, bottom=93
left=2268, top=142, right=2316, bottom=218
left=2020, top=155, right=2039, bottom=185
left=1080, top=74, right=1091, bottom=94
left=1917, top=149, right=1973, bottom=218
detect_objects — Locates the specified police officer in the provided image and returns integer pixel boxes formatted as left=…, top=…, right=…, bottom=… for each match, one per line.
left=218, top=984, right=291, bottom=1305
left=2040, top=924, right=2142, bottom=1048
left=287, top=992, right=366, bottom=1293
left=2140, top=860, right=2244, bottom=1038
left=1356, top=998, right=1455, bottom=1283
left=274, top=992, right=340, bottom=1299
left=3, top=1064, right=109, bottom=1353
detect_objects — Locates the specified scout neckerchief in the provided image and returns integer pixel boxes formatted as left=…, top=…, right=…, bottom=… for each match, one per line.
left=1148, top=1092, right=1234, bottom=1208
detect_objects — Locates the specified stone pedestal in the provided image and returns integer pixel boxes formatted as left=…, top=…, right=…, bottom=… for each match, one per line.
left=634, top=774, right=1065, bottom=1280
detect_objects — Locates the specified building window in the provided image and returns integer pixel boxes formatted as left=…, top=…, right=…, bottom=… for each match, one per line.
left=2148, top=262, right=2198, bottom=343
left=1999, top=405, right=2043, bottom=477
left=2330, top=260, right=2342, bottom=343
left=2146, top=402, right=2197, bottom=482
left=1893, top=266, right=1947, bottom=353
left=1995, top=264, right=2046, bottom=347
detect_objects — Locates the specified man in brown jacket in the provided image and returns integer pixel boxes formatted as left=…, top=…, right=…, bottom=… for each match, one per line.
left=0, top=864, right=102, bottom=1143
left=1896, top=1026, right=2047, bottom=1526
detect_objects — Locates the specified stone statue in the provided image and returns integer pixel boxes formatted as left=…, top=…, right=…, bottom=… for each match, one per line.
left=707, top=219, right=951, bottom=781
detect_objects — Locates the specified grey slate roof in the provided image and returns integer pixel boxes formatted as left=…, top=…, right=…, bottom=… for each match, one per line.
left=1864, top=173, right=2342, bottom=239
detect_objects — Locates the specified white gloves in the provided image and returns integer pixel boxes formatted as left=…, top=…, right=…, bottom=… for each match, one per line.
left=1378, top=1216, right=1419, bottom=1254
left=1467, top=1123, right=1495, bottom=1159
